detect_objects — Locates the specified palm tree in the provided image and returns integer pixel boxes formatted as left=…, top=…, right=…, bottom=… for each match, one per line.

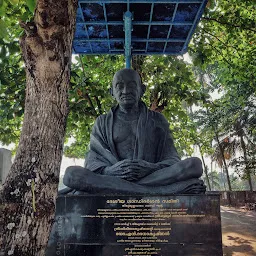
left=231, top=109, right=256, bottom=191
left=208, top=170, right=221, bottom=191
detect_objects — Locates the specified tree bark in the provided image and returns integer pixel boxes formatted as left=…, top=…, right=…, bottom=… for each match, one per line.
left=239, top=134, right=253, bottom=191
left=214, top=129, right=232, bottom=191
left=210, top=160, right=214, bottom=190
left=198, top=144, right=211, bottom=191
left=132, top=55, right=145, bottom=74
left=0, top=0, right=77, bottom=255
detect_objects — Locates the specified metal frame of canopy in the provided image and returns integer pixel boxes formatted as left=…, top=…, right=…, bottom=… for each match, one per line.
left=74, top=0, right=208, bottom=67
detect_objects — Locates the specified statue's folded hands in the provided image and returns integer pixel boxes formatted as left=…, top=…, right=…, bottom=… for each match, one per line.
left=103, top=159, right=158, bottom=181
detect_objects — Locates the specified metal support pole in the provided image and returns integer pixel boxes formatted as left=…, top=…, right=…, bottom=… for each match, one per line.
left=124, top=11, right=132, bottom=68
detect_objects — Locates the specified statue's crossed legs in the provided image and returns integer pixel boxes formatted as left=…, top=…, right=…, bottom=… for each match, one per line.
left=62, top=158, right=206, bottom=195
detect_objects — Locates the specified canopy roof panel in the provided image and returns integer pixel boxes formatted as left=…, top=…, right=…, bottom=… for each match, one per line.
left=73, top=0, right=207, bottom=55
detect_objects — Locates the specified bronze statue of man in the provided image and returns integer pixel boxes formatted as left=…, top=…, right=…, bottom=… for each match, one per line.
left=63, top=68, right=206, bottom=194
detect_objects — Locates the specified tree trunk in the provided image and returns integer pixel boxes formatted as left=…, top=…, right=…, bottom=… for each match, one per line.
left=132, top=55, right=145, bottom=73
left=214, top=129, right=232, bottom=191
left=239, top=134, right=253, bottom=191
left=198, top=145, right=211, bottom=191
left=0, top=1, right=77, bottom=255
left=210, top=160, right=214, bottom=190
left=221, top=166, right=227, bottom=191
left=187, top=106, right=211, bottom=190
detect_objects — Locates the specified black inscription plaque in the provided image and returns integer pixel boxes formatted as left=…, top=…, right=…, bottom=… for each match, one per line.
left=46, top=194, right=222, bottom=256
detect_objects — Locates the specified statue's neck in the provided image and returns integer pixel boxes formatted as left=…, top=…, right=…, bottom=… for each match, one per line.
left=117, top=104, right=140, bottom=121
left=118, top=102, right=140, bottom=114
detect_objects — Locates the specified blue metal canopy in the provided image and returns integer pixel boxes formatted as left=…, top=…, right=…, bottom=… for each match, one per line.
left=73, top=0, right=207, bottom=65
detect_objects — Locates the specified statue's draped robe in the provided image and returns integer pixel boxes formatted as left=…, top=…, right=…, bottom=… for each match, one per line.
left=80, top=102, right=203, bottom=194
left=86, top=102, right=180, bottom=173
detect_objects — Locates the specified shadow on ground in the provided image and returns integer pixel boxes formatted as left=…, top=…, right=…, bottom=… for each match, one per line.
left=223, top=235, right=254, bottom=256
left=221, top=207, right=256, bottom=256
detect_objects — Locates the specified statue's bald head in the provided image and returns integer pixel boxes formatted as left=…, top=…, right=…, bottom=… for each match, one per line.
left=112, top=68, right=145, bottom=97
left=112, top=68, right=142, bottom=86
left=111, top=68, right=146, bottom=107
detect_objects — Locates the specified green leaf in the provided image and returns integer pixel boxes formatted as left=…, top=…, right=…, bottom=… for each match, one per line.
left=0, top=0, right=3, bottom=8
left=0, top=20, right=7, bottom=38
left=26, top=0, right=36, bottom=13
left=9, top=0, right=19, bottom=4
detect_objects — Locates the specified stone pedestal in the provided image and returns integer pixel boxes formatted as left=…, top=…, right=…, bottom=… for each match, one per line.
left=47, top=194, right=222, bottom=256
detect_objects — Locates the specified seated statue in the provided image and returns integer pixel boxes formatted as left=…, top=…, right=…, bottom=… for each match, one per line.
left=63, top=68, right=206, bottom=195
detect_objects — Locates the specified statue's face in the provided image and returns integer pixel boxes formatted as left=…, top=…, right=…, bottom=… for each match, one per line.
left=112, top=69, right=142, bottom=108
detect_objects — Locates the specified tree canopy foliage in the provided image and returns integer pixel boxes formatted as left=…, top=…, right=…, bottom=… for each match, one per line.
left=0, top=0, right=255, bottom=190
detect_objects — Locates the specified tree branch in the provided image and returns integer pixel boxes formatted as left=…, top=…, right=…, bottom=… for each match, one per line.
left=202, top=17, right=256, bottom=32
left=82, top=109, right=98, bottom=118
left=83, top=93, right=97, bottom=116
left=202, top=28, right=242, bottom=59
left=206, top=42, right=234, bottom=67
left=78, top=55, right=98, bottom=116
left=94, top=96, right=102, bottom=115
left=155, top=100, right=167, bottom=113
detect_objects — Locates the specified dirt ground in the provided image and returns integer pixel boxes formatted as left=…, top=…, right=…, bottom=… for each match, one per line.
left=221, top=206, right=256, bottom=256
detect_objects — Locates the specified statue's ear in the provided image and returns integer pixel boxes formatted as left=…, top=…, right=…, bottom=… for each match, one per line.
left=141, top=83, right=146, bottom=97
